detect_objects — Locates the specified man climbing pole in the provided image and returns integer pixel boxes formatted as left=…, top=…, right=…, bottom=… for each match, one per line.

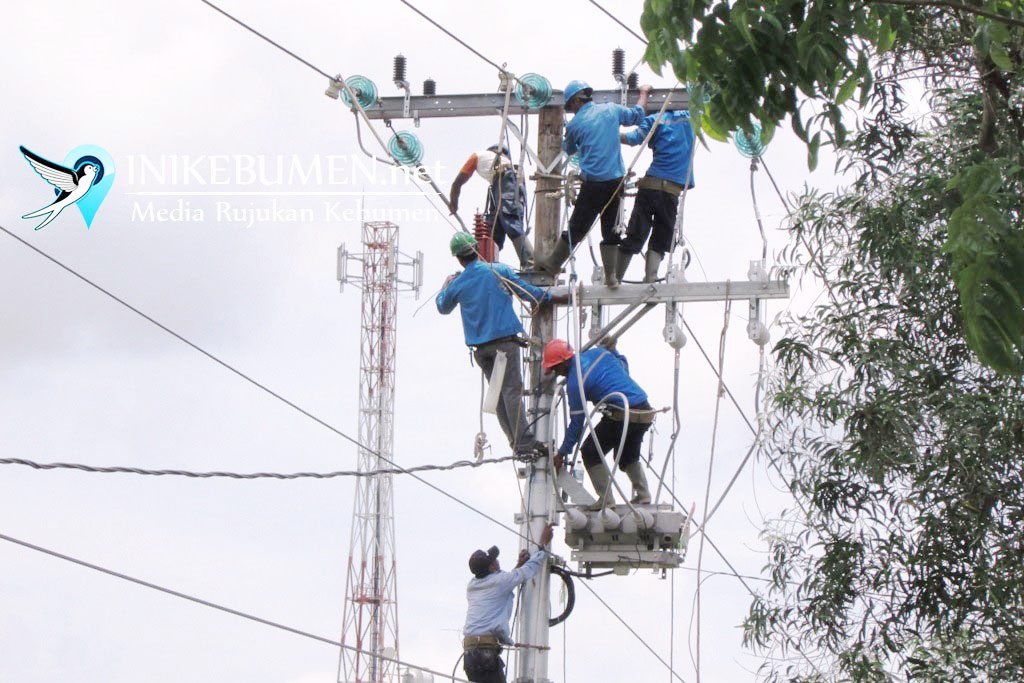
left=449, top=144, right=534, bottom=269
left=437, top=232, right=566, bottom=456
left=543, top=337, right=655, bottom=505
left=618, top=109, right=696, bottom=283
left=462, top=523, right=554, bottom=683
left=537, top=79, right=652, bottom=288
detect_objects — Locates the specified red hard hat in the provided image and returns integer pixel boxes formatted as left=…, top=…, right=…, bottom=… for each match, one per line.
left=542, top=339, right=574, bottom=370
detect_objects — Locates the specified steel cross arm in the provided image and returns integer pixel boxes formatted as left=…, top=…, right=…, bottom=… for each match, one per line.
left=550, top=280, right=790, bottom=306
left=361, top=88, right=689, bottom=120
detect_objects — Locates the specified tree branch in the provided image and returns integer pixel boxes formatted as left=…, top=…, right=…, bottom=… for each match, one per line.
left=868, top=0, right=1024, bottom=29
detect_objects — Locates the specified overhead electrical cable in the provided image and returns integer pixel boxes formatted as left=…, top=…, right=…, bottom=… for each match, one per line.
left=0, top=531, right=471, bottom=683
left=0, top=225, right=524, bottom=541
left=0, top=455, right=525, bottom=480
left=586, top=0, right=649, bottom=45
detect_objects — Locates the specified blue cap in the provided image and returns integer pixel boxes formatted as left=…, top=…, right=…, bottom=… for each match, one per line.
left=563, top=80, right=593, bottom=109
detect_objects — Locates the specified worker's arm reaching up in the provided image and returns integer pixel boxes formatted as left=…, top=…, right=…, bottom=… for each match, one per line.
left=497, top=524, right=554, bottom=591
left=449, top=153, right=478, bottom=214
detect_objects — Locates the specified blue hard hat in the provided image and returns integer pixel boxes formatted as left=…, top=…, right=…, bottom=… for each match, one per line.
left=563, top=80, right=593, bottom=109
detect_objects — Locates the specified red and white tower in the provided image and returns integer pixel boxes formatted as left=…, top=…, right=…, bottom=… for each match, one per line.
left=336, top=221, right=422, bottom=683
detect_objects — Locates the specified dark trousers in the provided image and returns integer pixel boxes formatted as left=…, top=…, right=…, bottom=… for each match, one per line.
left=563, top=178, right=623, bottom=247
left=464, top=647, right=506, bottom=683
left=580, top=412, right=652, bottom=470
left=621, top=187, right=678, bottom=255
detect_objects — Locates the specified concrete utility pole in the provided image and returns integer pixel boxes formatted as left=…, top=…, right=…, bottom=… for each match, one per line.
left=511, top=105, right=564, bottom=683
left=354, top=79, right=788, bottom=682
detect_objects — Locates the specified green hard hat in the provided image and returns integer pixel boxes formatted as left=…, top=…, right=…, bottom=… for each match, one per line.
left=450, top=232, right=478, bottom=256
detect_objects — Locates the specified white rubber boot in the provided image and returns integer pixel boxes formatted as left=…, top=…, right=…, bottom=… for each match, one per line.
left=624, top=461, right=652, bottom=504
left=644, top=250, right=663, bottom=283
left=600, top=244, right=620, bottom=288
left=586, top=461, right=616, bottom=507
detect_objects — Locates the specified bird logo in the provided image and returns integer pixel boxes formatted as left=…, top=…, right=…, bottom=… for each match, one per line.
left=20, top=144, right=115, bottom=230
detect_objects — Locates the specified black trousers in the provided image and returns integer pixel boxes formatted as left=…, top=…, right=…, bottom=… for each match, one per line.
left=621, top=186, right=678, bottom=256
left=464, top=647, right=506, bottom=683
left=580, top=412, right=653, bottom=470
left=563, top=178, right=623, bottom=247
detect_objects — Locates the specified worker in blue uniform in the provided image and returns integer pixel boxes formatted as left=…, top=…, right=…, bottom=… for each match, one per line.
left=542, top=337, right=655, bottom=505
left=537, top=79, right=652, bottom=288
left=437, top=232, right=565, bottom=455
left=449, top=144, right=534, bottom=269
left=462, top=523, right=554, bottom=683
left=618, top=109, right=696, bottom=283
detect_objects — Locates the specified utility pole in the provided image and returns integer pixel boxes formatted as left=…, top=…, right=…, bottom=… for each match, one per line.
left=511, top=105, right=564, bottom=683
left=346, top=74, right=788, bottom=682
left=336, top=222, right=423, bottom=683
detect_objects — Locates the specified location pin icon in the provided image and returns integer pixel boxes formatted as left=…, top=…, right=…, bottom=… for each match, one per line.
left=63, top=144, right=115, bottom=228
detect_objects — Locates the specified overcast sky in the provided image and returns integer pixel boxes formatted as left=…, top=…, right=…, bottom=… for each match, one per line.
left=1, top=2, right=838, bottom=681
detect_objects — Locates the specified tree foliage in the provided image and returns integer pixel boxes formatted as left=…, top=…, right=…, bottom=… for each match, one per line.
left=642, top=0, right=1024, bottom=373
left=640, top=1, right=1024, bottom=678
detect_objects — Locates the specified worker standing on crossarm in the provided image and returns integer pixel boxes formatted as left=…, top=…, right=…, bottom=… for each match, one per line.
left=462, top=523, right=554, bottom=683
left=437, top=233, right=566, bottom=455
left=537, top=80, right=652, bottom=288
left=543, top=337, right=654, bottom=505
left=449, top=145, right=534, bottom=269
left=617, top=109, right=696, bottom=283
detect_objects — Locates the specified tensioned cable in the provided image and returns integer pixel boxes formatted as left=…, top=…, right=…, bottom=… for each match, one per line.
left=397, top=0, right=520, bottom=85
left=574, top=578, right=687, bottom=683
left=586, top=0, right=649, bottom=45
left=0, top=531, right=471, bottom=683
left=0, top=455, right=524, bottom=480
left=198, top=0, right=468, bottom=231
left=198, top=0, right=333, bottom=79
left=0, top=225, right=525, bottom=541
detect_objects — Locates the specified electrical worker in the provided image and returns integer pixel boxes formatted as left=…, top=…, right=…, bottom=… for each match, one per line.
left=449, top=145, right=534, bottom=269
left=462, top=523, right=554, bottom=683
left=542, top=337, right=654, bottom=505
left=437, top=232, right=565, bottom=456
left=617, top=109, right=696, bottom=283
left=538, top=80, right=652, bottom=288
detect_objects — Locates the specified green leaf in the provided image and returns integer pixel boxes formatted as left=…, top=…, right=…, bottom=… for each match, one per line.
left=990, top=45, right=1015, bottom=72
left=808, top=131, right=821, bottom=170
left=837, top=73, right=860, bottom=105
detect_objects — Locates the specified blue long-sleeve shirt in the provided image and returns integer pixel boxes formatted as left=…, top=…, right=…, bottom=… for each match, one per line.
left=563, top=102, right=646, bottom=182
left=558, top=348, right=649, bottom=457
left=622, top=110, right=696, bottom=188
left=463, top=549, right=548, bottom=643
left=436, top=260, right=550, bottom=346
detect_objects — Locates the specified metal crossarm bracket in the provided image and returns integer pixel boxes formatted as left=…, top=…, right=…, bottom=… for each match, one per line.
left=547, top=279, right=790, bottom=306
left=362, top=88, right=689, bottom=120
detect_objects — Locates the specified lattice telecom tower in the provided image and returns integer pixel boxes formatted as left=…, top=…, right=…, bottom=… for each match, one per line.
left=336, top=221, right=422, bottom=683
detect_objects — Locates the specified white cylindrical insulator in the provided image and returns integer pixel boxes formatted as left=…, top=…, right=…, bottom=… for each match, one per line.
left=619, top=514, right=638, bottom=534
left=599, top=507, right=622, bottom=530
left=663, top=322, right=687, bottom=349
left=633, top=508, right=655, bottom=530
left=564, top=508, right=589, bottom=531
left=747, top=320, right=770, bottom=347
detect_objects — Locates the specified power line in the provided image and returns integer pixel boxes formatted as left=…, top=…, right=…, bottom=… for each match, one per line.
left=574, top=578, right=687, bottom=683
left=0, top=531, right=471, bottom=683
left=0, top=455, right=525, bottom=480
left=198, top=0, right=333, bottom=79
left=0, top=225, right=525, bottom=541
left=397, top=0, right=514, bottom=80
left=587, top=0, right=649, bottom=45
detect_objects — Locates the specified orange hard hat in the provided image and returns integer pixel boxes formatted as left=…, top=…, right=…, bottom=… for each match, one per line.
left=542, top=339, right=574, bottom=370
